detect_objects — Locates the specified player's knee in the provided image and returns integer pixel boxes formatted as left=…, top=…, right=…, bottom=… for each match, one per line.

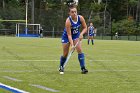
left=63, top=52, right=68, bottom=57
left=76, top=47, right=82, bottom=53
left=77, top=49, right=82, bottom=54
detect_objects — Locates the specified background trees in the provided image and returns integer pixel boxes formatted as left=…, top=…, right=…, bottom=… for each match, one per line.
left=0, top=0, right=140, bottom=36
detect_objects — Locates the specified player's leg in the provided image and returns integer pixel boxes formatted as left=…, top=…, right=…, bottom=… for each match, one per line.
left=74, top=39, right=88, bottom=74
left=59, top=43, right=70, bottom=70
left=91, top=36, right=94, bottom=45
left=60, top=43, right=70, bottom=66
left=88, top=36, right=90, bottom=45
left=59, top=35, right=70, bottom=74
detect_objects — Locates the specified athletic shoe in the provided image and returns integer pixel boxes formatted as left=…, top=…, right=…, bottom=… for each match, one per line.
left=59, top=66, right=64, bottom=74
left=81, top=68, right=88, bottom=74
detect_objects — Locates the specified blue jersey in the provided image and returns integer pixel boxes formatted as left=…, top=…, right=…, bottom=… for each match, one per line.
left=88, top=26, right=94, bottom=36
left=62, top=15, right=81, bottom=43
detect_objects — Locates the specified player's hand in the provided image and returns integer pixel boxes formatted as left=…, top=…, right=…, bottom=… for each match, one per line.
left=79, top=34, right=83, bottom=41
left=71, top=45, right=75, bottom=51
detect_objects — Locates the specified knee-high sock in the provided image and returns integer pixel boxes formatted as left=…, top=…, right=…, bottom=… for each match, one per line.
left=78, top=53, right=85, bottom=69
left=91, top=40, right=94, bottom=45
left=60, top=56, right=66, bottom=67
left=88, top=40, right=90, bottom=45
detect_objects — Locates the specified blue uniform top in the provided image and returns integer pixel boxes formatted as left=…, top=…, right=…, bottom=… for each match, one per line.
left=88, top=26, right=94, bottom=36
left=62, top=15, right=81, bottom=43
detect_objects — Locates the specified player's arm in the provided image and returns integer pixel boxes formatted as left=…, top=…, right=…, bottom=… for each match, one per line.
left=93, top=26, right=95, bottom=33
left=79, top=15, right=87, bottom=41
left=94, top=28, right=97, bottom=33
left=87, top=26, right=90, bottom=36
left=65, top=18, right=74, bottom=47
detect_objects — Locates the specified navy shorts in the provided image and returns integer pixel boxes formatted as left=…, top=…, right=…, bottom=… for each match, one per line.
left=61, top=34, right=80, bottom=43
left=88, top=33, right=94, bottom=36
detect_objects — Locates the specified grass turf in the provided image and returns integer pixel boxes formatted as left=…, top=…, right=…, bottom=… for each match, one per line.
left=0, top=37, right=140, bottom=93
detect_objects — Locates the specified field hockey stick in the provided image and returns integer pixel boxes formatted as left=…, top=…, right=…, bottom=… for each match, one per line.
left=63, top=40, right=80, bottom=68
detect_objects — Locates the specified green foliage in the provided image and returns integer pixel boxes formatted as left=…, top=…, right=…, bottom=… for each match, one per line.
left=90, top=3, right=102, bottom=12
left=7, top=0, right=20, bottom=8
left=0, top=17, right=5, bottom=28
left=0, top=0, right=25, bottom=19
left=92, top=15, right=102, bottom=27
left=112, top=19, right=140, bottom=35
left=0, top=0, right=140, bottom=35
left=106, top=0, right=128, bottom=21
left=128, top=0, right=138, bottom=6
left=0, top=0, right=25, bottom=30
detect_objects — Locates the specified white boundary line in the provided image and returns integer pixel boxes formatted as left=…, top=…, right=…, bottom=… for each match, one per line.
left=30, top=84, right=59, bottom=92
left=2, top=76, right=60, bottom=92
left=70, top=70, right=140, bottom=72
left=89, top=60, right=119, bottom=62
left=128, top=54, right=140, bottom=56
left=0, top=59, right=127, bottom=62
left=3, top=76, right=22, bottom=82
left=0, top=70, right=33, bottom=73
left=92, top=70, right=140, bottom=72
left=1, top=69, right=139, bottom=73
left=108, top=82, right=140, bottom=84
left=0, top=60, right=59, bottom=62
left=0, top=82, right=29, bottom=93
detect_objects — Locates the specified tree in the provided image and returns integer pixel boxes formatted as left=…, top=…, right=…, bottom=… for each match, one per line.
left=127, top=0, right=139, bottom=20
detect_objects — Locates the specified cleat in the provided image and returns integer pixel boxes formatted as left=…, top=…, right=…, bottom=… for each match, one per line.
left=81, top=68, right=88, bottom=74
left=60, top=72, right=64, bottom=74
left=59, top=66, right=64, bottom=74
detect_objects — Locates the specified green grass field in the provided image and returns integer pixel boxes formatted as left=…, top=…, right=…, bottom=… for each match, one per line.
left=0, top=37, right=140, bottom=93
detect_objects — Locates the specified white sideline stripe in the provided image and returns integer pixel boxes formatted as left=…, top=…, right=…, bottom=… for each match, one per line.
left=0, top=60, right=59, bottom=62
left=30, top=84, right=59, bottom=92
left=3, top=76, right=22, bottom=82
left=89, top=60, right=119, bottom=62
left=0, top=82, right=29, bottom=93
left=129, top=54, right=140, bottom=56
left=92, top=70, right=140, bottom=72
left=71, top=70, right=140, bottom=72
left=1, top=59, right=132, bottom=62
left=109, top=82, right=140, bottom=84
left=0, top=70, right=33, bottom=73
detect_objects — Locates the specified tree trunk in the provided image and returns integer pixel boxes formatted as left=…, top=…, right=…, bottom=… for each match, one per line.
left=136, top=2, right=139, bottom=21
left=127, top=0, right=129, bottom=17
left=31, top=0, right=34, bottom=24
left=88, top=10, right=93, bottom=23
left=98, top=0, right=102, bottom=4
left=3, top=0, right=5, bottom=9
left=129, top=7, right=131, bottom=17
left=104, top=0, right=107, bottom=34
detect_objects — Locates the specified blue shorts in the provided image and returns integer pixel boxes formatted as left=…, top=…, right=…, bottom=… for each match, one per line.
left=61, top=34, right=80, bottom=43
left=88, top=33, right=94, bottom=36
